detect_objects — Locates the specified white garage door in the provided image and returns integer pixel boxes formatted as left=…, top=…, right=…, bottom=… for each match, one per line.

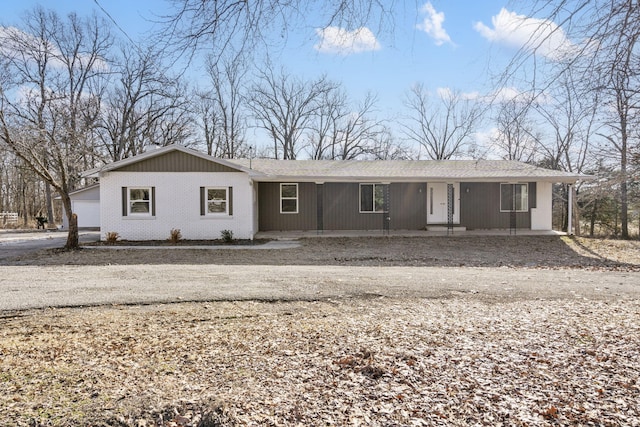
left=72, top=200, right=100, bottom=228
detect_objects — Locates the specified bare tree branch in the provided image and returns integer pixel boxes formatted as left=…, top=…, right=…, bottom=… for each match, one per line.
left=247, top=66, right=337, bottom=159
left=503, top=0, right=640, bottom=237
left=0, top=6, right=113, bottom=248
left=100, top=44, right=191, bottom=161
left=402, top=84, right=483, bottom=160
left=491, top=94, right=541, bottom=163
left=157, top=0, right=396, bottom=60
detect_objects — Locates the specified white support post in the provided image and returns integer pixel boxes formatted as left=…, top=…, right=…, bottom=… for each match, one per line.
left=567, top=183, right=573, bottom=235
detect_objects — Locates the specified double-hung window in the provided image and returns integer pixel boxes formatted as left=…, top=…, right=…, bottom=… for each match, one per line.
left=360, top=183, right=385, bottom=213
left=128, top=187, right=153, bottom=215
left=206, top=188, right=228, bottom=215
left=500, top=183, right=528, bottom=212
left=200, top=187, right=233, bottom=216
left=280, top=183, right=298, bottom=213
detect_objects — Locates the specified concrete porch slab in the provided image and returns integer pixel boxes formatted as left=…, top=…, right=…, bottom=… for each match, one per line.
left=254, top=229, right=567, bottom=240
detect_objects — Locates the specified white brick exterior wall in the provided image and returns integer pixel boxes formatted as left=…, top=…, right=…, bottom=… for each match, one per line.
left=100, top=171, right=255, bottom=240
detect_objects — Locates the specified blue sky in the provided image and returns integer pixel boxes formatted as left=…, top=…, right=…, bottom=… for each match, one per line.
left=0, top=1, right=531, bottom=97
left=1, top=1, right=573, bottom=153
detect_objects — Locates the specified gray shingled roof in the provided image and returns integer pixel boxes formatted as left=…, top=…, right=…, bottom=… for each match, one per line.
left=227, top=159, right=587, bottom=183
left=83, top=145, right=588, bottom=183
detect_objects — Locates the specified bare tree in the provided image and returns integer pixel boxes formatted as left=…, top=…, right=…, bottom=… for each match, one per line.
left=595, top=47, right=639, bottom=238
left=100, top=45, right=191, bottom=161
left=307, top=90, right=388, bottom=160
left=402, top=84, right=483, bottom=160
left=534, top=70, right=596, bottom=173
left=0, top=7, right=112, bottom=248
left=505, top=0, right=640, bottom=238
left=533, top=69, right=600, bottom=234
left=306, top=87, right=348, bottom=160
left=331, top=92, right=388, bottom=160
left=247, top=66, right=337, bottom=159
left=194, top=54, right=249, bottom=158
left=159, top=0, right=395, bottom=59
left=193, top=90, right=221, bottom=156
left=367, top=126, right=415, bottom=160
left=491, top=96, right=541, bottom=163
left=143, top=100, right=193, bottom=149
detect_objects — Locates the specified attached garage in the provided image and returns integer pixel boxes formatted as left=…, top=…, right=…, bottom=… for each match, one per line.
left=61, top=185, right=100, bottom=229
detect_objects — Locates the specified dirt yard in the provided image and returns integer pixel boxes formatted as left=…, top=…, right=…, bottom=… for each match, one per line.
left=4, top=234, right=640, bottom=269
left=1, top=236, right=639, bottom=426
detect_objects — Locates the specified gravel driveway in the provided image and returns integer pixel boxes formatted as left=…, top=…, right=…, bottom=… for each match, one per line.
left=1, top=235, right=639, bottom=311
left=0, top=230, right=99, bottom=262
left=1, top=264, right=639, bottom=312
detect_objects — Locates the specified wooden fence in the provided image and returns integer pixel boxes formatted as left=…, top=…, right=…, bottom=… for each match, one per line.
left=1, top=212, right=19, bottom=225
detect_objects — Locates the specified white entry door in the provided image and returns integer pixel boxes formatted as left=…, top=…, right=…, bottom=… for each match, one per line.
left=427, top=183, right=460, bottom=224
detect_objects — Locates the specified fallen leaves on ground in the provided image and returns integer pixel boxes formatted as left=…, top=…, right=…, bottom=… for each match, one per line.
left=1, top=297, right=639, bottom=426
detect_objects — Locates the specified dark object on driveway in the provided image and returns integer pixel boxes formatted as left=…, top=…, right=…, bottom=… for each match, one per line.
left=35, top=216, right=48, bottom=229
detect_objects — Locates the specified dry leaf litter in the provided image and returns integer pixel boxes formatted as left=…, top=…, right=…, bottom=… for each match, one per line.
left=1, top=298, right=639, bottom=426
left=1, top=235, right=639, bottom=426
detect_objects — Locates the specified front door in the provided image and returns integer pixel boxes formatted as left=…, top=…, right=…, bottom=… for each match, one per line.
left=427, top=183, right=460, bottom=224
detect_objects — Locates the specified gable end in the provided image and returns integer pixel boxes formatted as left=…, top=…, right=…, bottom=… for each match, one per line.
left=114, top=151, right=242, bottom=173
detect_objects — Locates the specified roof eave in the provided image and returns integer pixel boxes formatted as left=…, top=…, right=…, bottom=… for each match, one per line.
left=81, top=145, right=261, bottom=176
left=81, top=167, right=100, bottom=178
left=249, top=174, right=592, bottom=183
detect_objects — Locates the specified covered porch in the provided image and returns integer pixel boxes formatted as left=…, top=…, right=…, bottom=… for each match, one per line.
left=255, top=228, right=567, bottom=240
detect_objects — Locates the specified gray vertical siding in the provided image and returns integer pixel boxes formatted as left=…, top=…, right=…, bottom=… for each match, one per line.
left=459, top=182, right=535, bottom=229
left=258, top=181, right=427, bottom=231
left=323, top=183, right=383, bottom=230
left=316, top=184, right=324, bottom=231
left=258, top=182, right=317, bottom=231
left=389, top=182, right=427, bottom=229
left=114, top=151, right=241, bottom=173
left=258, top=180, right=538, bottom=231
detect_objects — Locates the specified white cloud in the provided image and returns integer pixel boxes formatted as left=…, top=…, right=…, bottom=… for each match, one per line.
left=436, top=87, right=479, bottom=101
left=0, top=25, right=109, bottom=72
left=314, top=26, right=381, bottom=55
left=489, top=86, right=553, bottom=105
left=474, top=127, right=498, bottom=145
left=0, top=26, right=40, bottom=57
left=490, top=86, right=524, bottom=103
left=474, top=8, right=575, bottom=60
left=416, top=2, right=452, bottom=46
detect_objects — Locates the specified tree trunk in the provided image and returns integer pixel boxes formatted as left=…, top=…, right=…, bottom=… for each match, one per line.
left=561, top=185, right=568, bottom=232
left=590, top=198, right=598, bottom=237
left=614, top=199, right=619, bottom=236
left=572, top=185, right=581, bottom=236
left=61, top=193, right=79, bottom=249
left=66, top=213, right=79, bottom=250
left=619, top=88, right=629, bottom=239
left=620, top=177, right=629, bottom=238
left=21, top=179, right=28, bottom=226
left=45, top=182, right=54, bottom=229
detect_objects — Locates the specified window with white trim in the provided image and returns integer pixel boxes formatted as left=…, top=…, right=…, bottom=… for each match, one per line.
left=280, top=183, right=298, bottom=213
left=206, top=187, right=228, bottom=215
left=129, top=187, right=152, bottom=215
left=500, top=183, right=528, bottom=212
left=360, top=183, right=385, bottom=213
